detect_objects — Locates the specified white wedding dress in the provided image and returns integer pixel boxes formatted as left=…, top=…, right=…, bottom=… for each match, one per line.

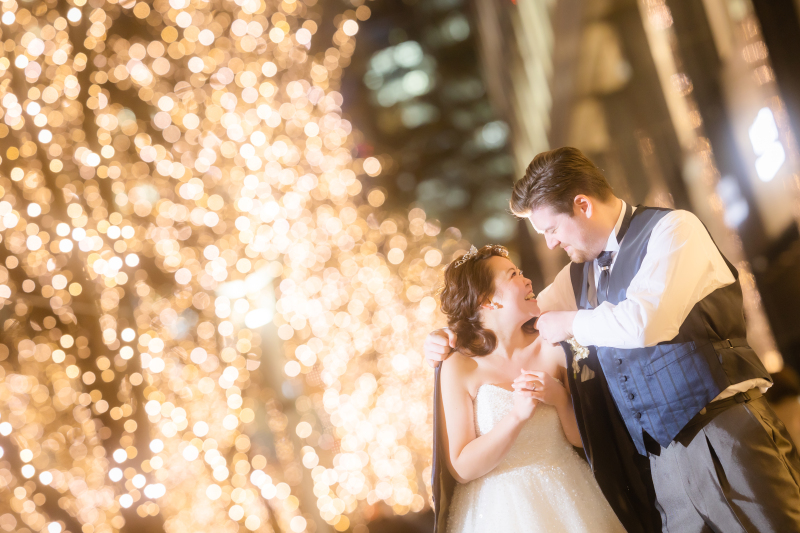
left=447, top=384, right=627, bottom=533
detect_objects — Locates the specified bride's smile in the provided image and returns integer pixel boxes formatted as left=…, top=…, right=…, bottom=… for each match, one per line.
left=476, top=255, right=541, bottom=334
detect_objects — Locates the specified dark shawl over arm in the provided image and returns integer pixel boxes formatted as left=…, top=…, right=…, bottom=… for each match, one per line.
left=560, top=340, right=661, bottom=533
left=431, top=340, right=660, bottom=533
left=431, top=365, right=456, bottom=533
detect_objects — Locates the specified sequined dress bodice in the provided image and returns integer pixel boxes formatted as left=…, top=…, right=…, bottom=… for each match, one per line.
left=474, top=385, right=573, bottom=474
left=446, top=384, right=627, bottom=533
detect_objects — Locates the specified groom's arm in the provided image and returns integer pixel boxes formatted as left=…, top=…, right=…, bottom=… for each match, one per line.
left=536, top=263, right=578, bottom=313
left=572, top=210, right=735, bottom=349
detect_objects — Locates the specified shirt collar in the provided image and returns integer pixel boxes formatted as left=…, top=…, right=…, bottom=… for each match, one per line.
left=604, top=200, right=628, bottom=253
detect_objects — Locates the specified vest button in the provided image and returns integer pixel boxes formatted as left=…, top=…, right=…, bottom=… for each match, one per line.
left=621, top=375, right=628, bottom=382
left=628, top=393, right=635, bottom=400
left=634, top=412, right=642, bottom=419
left=616, top=358, right=622, bottom=365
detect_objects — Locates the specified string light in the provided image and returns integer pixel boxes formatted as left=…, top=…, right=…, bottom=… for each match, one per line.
left=0, top=0, right=466, bottom=531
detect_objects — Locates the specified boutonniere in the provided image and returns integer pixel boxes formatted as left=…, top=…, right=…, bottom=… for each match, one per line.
left=567, top=337, right=590, bottom=377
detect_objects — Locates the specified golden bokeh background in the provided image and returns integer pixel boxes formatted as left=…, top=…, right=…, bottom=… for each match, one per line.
left=0, top=0, right=460, bottom=531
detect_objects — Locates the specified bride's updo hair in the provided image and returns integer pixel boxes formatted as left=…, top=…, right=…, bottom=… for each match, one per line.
left=439, top=245, right=509, bottom=356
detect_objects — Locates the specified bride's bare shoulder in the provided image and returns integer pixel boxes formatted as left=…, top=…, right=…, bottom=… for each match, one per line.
left=441, top=351, right=480, bottom=386
left=535, top=336, right=567, bottom=366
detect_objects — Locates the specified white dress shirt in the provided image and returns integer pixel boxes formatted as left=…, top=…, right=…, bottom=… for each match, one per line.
left=537, top=201, right=769, bottom=400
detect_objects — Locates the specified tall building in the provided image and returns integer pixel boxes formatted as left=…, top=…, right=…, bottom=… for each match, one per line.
left=341, top=0, right=523, bottom=264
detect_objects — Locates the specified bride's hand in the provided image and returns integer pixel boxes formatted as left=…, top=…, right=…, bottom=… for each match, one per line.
left=512, top=389, right=539, bottom=421
left=513, top=370, right=568, bottom=407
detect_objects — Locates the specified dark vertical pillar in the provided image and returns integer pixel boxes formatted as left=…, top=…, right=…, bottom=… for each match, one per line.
left=750, top=0, right=800, bottom=143
left=750, top=0, right=800, bottom=379
left=548, top=0, right=586, bottom=148
left=665, top=0, right=769, bottom=258
left=604, top=0, right=692, bottom=210
left=667, top=0, right=800, bottom=364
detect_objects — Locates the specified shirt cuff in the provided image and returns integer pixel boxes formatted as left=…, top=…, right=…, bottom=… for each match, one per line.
left=572, top=309, right=594, bottom=346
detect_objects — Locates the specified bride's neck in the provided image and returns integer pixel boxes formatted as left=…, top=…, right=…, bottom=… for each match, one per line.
left=488, top=319, right=532, bottom=357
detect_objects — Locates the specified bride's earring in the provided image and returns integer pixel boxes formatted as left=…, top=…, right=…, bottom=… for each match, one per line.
left=483, top=301, right=503, bottom=310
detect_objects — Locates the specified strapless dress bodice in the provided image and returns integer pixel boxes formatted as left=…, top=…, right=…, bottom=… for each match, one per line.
left=446, top=383, right=626, bottom=533
left=474, top=384, right=574, bottom=475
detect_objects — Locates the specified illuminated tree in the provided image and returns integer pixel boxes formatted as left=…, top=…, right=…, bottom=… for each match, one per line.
left=0, top=0, right=457, bottom=532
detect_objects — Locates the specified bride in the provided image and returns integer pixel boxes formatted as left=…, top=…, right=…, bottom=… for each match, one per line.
left=432, top=244, right=625, bottom=533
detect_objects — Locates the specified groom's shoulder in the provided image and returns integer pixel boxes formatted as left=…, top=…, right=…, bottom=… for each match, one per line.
left=653, top=208, right=708, bottom=233
left=644, top=209, right=718, bottom=251
left=640, top=205, right=694, bottom=219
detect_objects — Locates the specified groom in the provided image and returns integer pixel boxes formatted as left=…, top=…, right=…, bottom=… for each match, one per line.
left=425, top=147, right=800, bottom=532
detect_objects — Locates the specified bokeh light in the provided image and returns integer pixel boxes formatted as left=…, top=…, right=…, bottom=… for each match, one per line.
left=0, top=0, right=468, bottom=531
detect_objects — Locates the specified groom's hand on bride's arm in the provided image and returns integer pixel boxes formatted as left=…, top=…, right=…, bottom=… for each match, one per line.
left=424, top=328, right=456, bottom=368
left=536, top=311, right=577, bottom=344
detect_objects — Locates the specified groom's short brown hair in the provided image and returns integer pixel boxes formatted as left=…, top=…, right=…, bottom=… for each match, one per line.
left=510, top=147, right=613, bottom=217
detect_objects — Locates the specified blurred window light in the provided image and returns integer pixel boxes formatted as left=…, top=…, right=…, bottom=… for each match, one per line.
left=748, top=107, right=785, bottom=182
left=401, top=102, right=440, bottom=129
left=483, top=215, right=517, bottom=241
left=363, top=70, right=383, bottom=90
left=442, top=13, right=470, bottom=42
left=754, top=140, right=786, bottom=183
left=394, top=41, right=424, bottom=68
left=749, top=108, right=779, bottom=154
left=479, top=121, right=510, bottom=150
left=376, top=79, right=404, bottom=107
left=366, top=43, right=436, bottom=109
left=369, top=49, right=396, bottom=76
left=716, top=176, right=749, bottom=228
left=402, top=70, right=431, bottom=97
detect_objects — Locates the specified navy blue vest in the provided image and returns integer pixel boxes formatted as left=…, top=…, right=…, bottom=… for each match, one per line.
left=570, top=206, right=771, bottom=455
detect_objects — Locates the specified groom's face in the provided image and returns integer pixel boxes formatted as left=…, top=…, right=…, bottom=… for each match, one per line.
left=528, top=203, right=604, bottom=264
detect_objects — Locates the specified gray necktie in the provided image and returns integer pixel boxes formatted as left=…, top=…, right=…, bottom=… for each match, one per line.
left=596, top=251, right=615, bottom=304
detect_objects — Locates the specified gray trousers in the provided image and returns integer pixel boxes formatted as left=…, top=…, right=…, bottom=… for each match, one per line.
left=648, top=397, right=800, bottom=533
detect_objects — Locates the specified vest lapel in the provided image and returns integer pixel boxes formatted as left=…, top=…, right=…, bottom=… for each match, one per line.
left=601, top=205, right=645, bottom=306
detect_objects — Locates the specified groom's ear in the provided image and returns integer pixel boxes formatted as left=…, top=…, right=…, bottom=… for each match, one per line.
left=573, top=195, right=593, bottom=218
